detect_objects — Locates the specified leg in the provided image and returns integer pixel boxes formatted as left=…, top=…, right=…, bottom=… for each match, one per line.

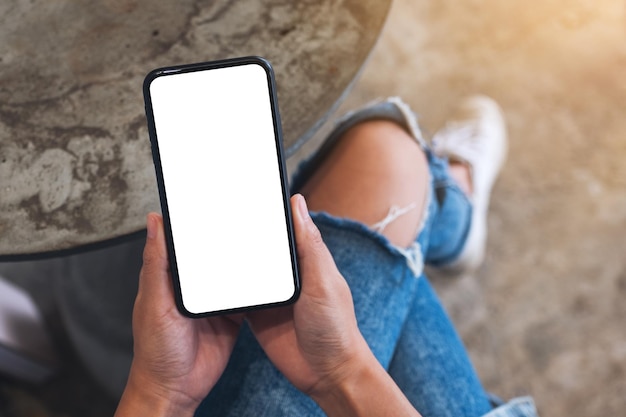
left=428, top=96, right=508, bottom=271
left=301, top=116, right=492, bottom=417
left=198, top=112, right=434, bottom=417
left=301, top=119, right=430, bottom=248
left=385, top=151, right=493, bottom=417
left=388, top=277, right=493, bottom=417
left=449, top=161, right=473, bottom=196
left=197, top=97, right=503, bottom=416
left=300, top=119, right=433, bottom=365
left=421, top=153, right=474, bottom=265
left=388, top=96, right=509, bottom=416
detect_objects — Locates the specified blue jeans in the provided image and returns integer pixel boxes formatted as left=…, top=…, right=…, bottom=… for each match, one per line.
left=196, top=98, right=538, bottom=417
left=196, top=145, right=492, bottom=417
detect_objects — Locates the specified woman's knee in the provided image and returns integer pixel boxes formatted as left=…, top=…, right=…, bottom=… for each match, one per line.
left=301, top=120, right=430, bottom=247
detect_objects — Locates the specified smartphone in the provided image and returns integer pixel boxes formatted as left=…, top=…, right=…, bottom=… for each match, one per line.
left=143, top=56, right=300, bottom=317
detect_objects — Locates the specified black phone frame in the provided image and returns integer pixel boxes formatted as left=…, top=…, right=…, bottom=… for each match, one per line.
left=143, top=56, right=300, bottom=318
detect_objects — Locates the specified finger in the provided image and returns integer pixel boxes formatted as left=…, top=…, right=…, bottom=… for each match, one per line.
left=246, top=305, right=295, bottom=346
left=290, top=194, right=341, bottom=293
left=137, top=213, right=175, bottom=305
left=223, top=312, right=246, bottom=326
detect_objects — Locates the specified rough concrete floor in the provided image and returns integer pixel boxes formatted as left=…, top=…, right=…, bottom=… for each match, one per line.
left=2, top=0, right=626, bottom=416
left=346, top=0, right=625, bottom=415
left=294, top=0, right=626, bottom=415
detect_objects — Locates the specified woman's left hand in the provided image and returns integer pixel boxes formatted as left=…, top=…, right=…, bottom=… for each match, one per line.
left=115, top=213, right=241, bottom=417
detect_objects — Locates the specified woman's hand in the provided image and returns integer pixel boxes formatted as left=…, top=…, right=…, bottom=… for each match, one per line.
left=115, top=196, right=420, bottom=417
left=248, top=195, right=421, bottom=417
left=115, top=213, right=241, bottom=417
left=246, top=194, right=372, bottom=398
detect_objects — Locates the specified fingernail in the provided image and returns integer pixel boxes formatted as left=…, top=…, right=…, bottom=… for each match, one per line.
left=146, top=214, right=157, bottom=240
left=296, top=194, right=310, bottom=223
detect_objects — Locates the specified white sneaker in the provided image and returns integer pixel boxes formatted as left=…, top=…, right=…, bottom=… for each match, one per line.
left=431, top=96, right=508, bottom=272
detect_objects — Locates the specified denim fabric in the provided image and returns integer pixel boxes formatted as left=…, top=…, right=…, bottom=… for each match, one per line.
left=422, top=151, right=473, bottom=266
left=195, top=98, right=537, bottom=417
left=196, top=151, right=489, bottom=417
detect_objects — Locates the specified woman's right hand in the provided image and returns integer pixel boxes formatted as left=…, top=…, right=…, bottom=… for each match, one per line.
left=247, top=194, right=421, bottom=417
left=246, top=194, right=370, bottom=398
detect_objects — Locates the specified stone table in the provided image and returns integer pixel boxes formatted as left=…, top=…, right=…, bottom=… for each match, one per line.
left=0, top=0, right=391, bottom=258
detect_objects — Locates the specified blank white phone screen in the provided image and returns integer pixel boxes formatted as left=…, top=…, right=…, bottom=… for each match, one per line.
left=149, top=63, right=296, bottom=315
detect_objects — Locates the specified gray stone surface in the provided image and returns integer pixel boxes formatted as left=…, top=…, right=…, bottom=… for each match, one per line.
left=0, top=0, right=390, bottom=256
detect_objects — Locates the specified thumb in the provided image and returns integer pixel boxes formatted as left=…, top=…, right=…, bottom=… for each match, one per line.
left=290, top=194, right=341, bottom=293
left=137, top=213, right=174, bottom=305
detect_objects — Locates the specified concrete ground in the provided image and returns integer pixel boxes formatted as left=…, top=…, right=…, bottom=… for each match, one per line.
left=2, top=0, right=626, bottom=416
left=334, top=0, right=625, bottom=415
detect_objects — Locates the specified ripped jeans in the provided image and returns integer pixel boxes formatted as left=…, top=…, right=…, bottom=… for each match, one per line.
left=195, top=97, right=539, bottom=416
left=194, top=143, right=494, bottom=417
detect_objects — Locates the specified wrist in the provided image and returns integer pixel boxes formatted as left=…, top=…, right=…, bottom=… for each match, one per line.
left=308, top=345, right=377, bottom=414
left=114, top=365, right=199, bottom=417
left=310, top=345, right=421, bottom=417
